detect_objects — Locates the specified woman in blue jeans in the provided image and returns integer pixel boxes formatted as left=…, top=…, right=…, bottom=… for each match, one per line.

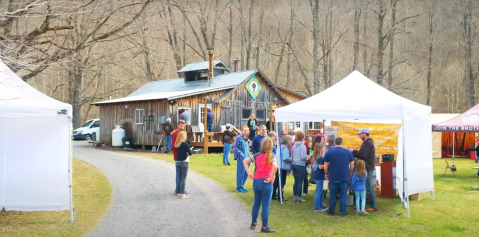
left=291, top=131, right=309, bottom=202
left=243, top=137, right=278, bottom=233
left=312, top=143, right=327, bottom=211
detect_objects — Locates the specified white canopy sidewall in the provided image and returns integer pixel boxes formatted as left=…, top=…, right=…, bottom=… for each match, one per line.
left=0, top=116, right=71, bottom=211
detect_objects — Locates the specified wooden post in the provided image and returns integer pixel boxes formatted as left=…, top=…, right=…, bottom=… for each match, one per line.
left=204, top=97, right=209, bottom=154
left=269, top=102, right=273, bottom=131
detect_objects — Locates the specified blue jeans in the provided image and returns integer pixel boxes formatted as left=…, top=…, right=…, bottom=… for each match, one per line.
left=175, top=164, right=179, bottom=192
left=314, top=180, right=325, bottom=209
left=252, top=179, right=273, bottom=227
left=355, top=191, right=366, bottom=211
left=175, top=162, right=189, bottom=194
left=165, top=135, right=172, bottom=151
left=366, top=170, right=377, bottom=209
left=292, top=165, right=306, bottom=196
left=223, top=143, right=232, bottom=164
left=328, top=180, right=348, bottom=215
left=207, top=122, right=213, bottom=132
left=236, top=158, right=250, bottom=188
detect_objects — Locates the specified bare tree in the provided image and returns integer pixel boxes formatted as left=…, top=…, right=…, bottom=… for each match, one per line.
left=311, top=0, right=320, bottom=94
left=462, top=0, right=477, bottom=109
left=375, top=0, right=386, bottom=85
left=426, top=0, right=437, bottom=105
left=353, top=0, right=361, bottom=70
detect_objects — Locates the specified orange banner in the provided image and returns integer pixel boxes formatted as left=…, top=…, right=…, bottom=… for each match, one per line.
left=331, top=121, right=401, bottom=160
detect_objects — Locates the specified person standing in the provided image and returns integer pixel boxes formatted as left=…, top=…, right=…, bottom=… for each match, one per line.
left=244, top=137, right=278, bottom=233
left=265, top=115, right=275, bottom=132
left=179, top=109, right=189, bottom=124
left=163, top=118, right=174, bottom=153
left=252, top=125, right=267, bottom=154
left=325, top=137, right=355, bottom=216
left=247, top=114, right=257, bottom=141
left=349, top=128, right=377, bottom=212
left=174, top=131, right=192, bottom=199
left=234, top=126, right=251, bottom=193
left=206, top=108, right=214, bottom=132
left=312, top=143, right=327, bottom=212
left=172, top=120, right=186, bottom=194
left=303, top=136, right=311, bottom=196
left=350, top=160, right=368, bottom=215
left=222, top=124, right=235, bottom=166
left=272, top=135, right=292, bottom=201
left=291, top=131, right=308, bottom=202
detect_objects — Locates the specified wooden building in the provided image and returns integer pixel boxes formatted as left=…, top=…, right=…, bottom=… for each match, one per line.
left=93, top=55, right=291, bottom=151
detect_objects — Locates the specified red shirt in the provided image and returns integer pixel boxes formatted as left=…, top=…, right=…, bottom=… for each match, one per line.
left=171, top=130, right=179, bottom=160
left=252, top=153, right=275, bottom=183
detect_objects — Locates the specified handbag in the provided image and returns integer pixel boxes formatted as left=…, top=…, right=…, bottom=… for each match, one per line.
left=323, top=180, right=329, bottom=190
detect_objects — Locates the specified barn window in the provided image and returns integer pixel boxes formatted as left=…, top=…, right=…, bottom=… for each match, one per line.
left=135, top=109, right=145, bottom=124
left=242, top=108, right=252, bottom=120
left=256, top=110, right=265, bottom=121
left=308, top=122, right=322, bottom=130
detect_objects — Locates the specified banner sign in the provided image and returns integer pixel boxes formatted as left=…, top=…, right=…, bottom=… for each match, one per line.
left=331, top=121, right=401, bottom=159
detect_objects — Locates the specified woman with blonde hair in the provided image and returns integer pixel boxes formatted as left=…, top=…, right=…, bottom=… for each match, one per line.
left=247, top=114, right=257, bottom=141
left=174, top=131, right=192, bottom=199
left=244, top=137, right=278, bottom=233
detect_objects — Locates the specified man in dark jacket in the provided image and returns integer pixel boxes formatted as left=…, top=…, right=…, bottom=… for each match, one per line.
left=163, top=118, right=175, bottom=153
left=265, top=115, right=275, bottom=132
left=349, top=128, right=377, bottom=212
left=222, top=124, right=235, bottom=166
left=206, top=108, right=214, bottom=132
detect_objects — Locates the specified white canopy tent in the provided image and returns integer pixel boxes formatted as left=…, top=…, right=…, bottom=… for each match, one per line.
left=274, top=70, right=434, bottom=217
left=0, top=60, right=73, bottom=222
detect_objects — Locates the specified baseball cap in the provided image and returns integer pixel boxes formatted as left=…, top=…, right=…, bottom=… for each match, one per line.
left=226, top=123, right=232, bottom=128
left=357, top=128, right=370, bottom=135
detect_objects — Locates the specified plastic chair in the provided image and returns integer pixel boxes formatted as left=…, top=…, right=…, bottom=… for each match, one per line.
left=444, top=159, right=456, bottom=176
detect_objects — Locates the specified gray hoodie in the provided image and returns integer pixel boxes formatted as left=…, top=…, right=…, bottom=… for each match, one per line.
left=292, top=141, right=308, bottom=166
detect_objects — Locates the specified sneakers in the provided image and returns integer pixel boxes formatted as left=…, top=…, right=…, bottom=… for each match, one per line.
left=355, top=211, right=360, bottom=215
left=314, top=207, right=328, bottom=212
left=340, top=212, right=348, bottom=216
left=236, top=187, right=246, bottom=193
left=177, top=194, right=190, bottom=199
left=261, top=227, right=276, bottom=233
left=361, top=210, right=369, bottom=215
left=302, top=193, right=308, bottom=196
left=365, top=208, right=377, bottom=212
left=242, top=188, right=248, bottom=192
left=227, top=162, right=231, bottom=166
left=293, top=196, right=306, bottom=202
left=250, top=223, right=257, bottom=230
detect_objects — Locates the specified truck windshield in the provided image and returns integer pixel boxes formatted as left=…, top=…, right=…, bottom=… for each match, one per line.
left=81, top=120, right=93, bottom=127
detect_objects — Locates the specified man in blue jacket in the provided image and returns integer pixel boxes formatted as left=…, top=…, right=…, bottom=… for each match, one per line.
left=252, top=125, right=267, bottom=154
left=206, top=108, right=214, bottom=132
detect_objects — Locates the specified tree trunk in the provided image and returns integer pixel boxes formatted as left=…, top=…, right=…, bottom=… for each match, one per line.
left=312, top=0, right=320, bottom=94
left=426, top=2, right=435, bottom=105
left=228, top=0, right=234, bottom=67
left=255, top=3, right=264, bottom=69
left=353, top=0, right=361, bottom=70
left=463, top=0, right=476, bottom=109
left=246, top=0, right=254, bottom=69
left=285, top=0, right=295, bottom=87
left=67, top=61, right=83, bottom=128
left=376, top=0, right=385, bottom=86
left=362, top=0, right=370, bottom=76
left=387, top=0, right=398, bottom=89
left=275, top=43, right=286, bottom=83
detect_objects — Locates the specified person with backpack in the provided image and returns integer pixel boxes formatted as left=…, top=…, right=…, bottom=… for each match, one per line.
left=234, top=126, right=251, bottom=193
left=244, top=137, right=278, bottom=233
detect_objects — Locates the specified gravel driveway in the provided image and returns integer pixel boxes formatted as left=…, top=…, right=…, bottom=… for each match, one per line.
left=73, top=141, right=253, bottom=237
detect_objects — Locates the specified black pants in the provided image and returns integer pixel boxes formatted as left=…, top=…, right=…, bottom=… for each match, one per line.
left=303, top=166, right=309, bottom=194
left=272, top=169, right=288, bottom=200
left=175, top=161, right=189, bottom=194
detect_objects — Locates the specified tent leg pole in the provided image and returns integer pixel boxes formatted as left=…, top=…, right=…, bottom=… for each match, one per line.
left=432, top=190, right=435, bottom=201
left=277, top=122, right=283, bottom=204
left=452, top=132, right=455, bottom=165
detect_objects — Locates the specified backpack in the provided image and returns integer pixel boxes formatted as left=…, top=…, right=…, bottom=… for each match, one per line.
left=233, top=135, right=243, bottom=160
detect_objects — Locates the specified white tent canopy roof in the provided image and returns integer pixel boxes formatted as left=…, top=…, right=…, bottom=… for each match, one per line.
left=274, top=70, right=430, bottom=122
left=0, top=60, right=72, bottom=117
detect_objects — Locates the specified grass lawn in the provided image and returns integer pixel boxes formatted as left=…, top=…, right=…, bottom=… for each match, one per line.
left=145, top=152, right=479, bottom=236
left=0, top=158, right=111, bottom=237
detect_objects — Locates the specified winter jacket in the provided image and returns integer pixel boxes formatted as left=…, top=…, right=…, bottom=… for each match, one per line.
left=207, top=111, right=214, bottom=123
left=281, top=147, right=293, bottom=170
left=350, top=171, right=368, bottom=192
left=234, top=135, right=250, bottom=161
left=292, top=141, right=308, bottom=166
left=222, top=130, right=235, bottom=144
left=163, top=122, right=174, bottom=136
left=352, top=138, right=376, bottom=172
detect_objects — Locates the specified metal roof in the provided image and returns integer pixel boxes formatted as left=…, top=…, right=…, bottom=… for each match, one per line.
left=93, top=70, right=258, bottom=104
left=129, top=70, right=257, bottom=97
left=177, top=60, right=230, bottom=73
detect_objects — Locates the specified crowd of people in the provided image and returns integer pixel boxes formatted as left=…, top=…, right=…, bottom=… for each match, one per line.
left=166, top=114, right=378, bottom=233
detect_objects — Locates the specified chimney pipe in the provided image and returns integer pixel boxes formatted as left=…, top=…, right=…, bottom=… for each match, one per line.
left=207, top=49, right=214, bottom=85
left=233, top=58, right=239, bottom=72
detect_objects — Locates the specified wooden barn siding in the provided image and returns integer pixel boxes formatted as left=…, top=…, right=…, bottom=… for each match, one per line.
left=218, top=73, right=288, bottom=129
left=277, top=88, right=306, bottom=104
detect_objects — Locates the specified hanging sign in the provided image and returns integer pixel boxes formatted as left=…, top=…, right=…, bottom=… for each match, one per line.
left=331, top=121, right=401, bottom=160
left=245, top=75, right=263, bottom=100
